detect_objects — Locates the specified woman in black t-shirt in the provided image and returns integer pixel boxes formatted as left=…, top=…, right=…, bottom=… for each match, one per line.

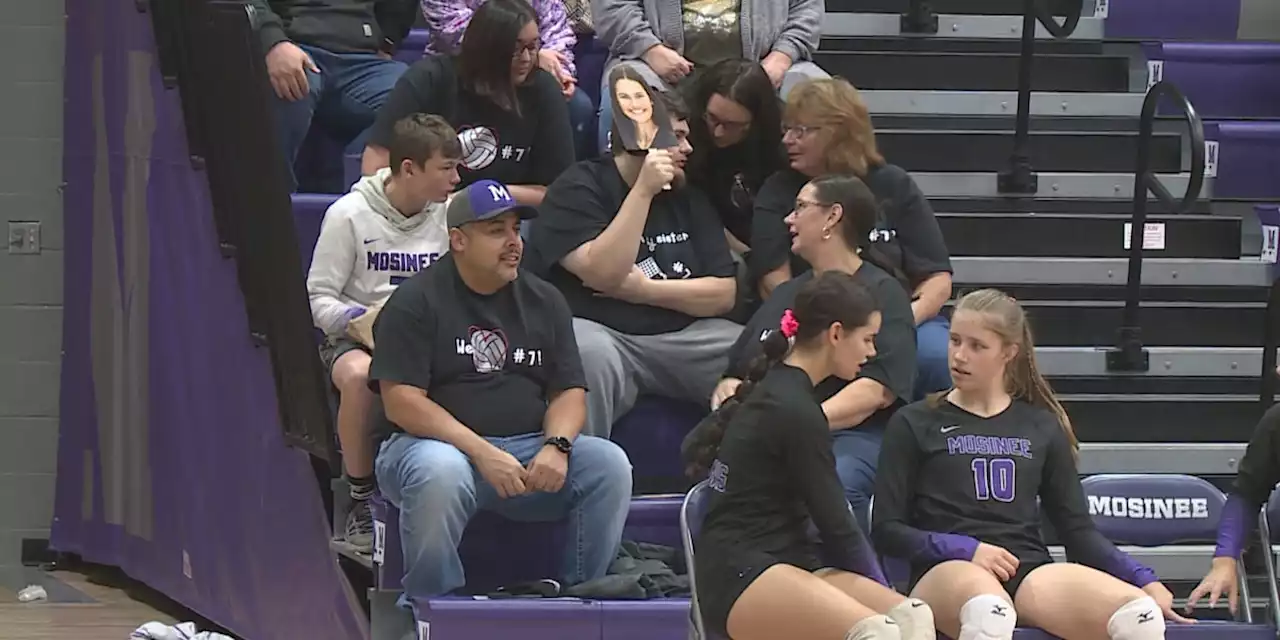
left=750, top=78, right=954, bottom=400
left=684, top=59, right=786, bottom=259
left=710, top=175, right=916, bottom=533
left=361, top=0, right=574, bottom=206
left=683, top=271, right=936, bottom=640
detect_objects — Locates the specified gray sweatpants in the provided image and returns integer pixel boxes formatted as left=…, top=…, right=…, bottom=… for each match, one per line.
left=573, top=317, right=744, bottom=438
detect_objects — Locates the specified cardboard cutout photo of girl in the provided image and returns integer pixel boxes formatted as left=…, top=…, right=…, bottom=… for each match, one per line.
left=608, top=66, right=677, bottom=153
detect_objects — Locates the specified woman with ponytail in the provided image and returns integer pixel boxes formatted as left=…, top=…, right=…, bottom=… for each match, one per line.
left=871, top=289, right=1188, bottom=640
left=688, top=272, right=935, bottom=640
left=705, top=174, right=917, bottom=532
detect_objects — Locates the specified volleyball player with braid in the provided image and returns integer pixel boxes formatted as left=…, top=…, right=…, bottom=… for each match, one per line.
left=871, top=289, right=1188, bottom=640
left=682, top=271, right=936, bottom=640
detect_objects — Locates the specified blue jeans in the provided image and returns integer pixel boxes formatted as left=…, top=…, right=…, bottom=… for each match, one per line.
left=273, top=44, right=406, bottom=191
left=914, top=315, right=953, bottom=399
left=566, top=87, right=597, bottom=160
left=375, top=431, right=633, bottom=603
left=832, top=428, right=883, bottom=534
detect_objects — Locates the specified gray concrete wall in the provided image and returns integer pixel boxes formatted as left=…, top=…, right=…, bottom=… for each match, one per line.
left=1239, top=0, right=1280, bottom=40
left=0, top=0, right=65, bottom=566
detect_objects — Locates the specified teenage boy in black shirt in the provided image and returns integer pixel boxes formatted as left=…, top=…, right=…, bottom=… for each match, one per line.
left=248, top=0, right=418, bottom=191
left=529, top=91, right=741, bottom=439
left=369, top=179, right=633, bottom=602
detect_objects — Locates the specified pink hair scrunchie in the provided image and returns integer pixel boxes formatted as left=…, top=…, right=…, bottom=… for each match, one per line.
left=779, top=309, right=799, bottom=338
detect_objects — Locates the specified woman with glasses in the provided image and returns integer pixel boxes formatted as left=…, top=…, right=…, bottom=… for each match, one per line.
left=704, top=174, right=917, bottom=534
left=361, top=0, right=574, bottom=205
left=750, top=78, right=954, bottom=400
left=684, top=59, right=785, bottom=262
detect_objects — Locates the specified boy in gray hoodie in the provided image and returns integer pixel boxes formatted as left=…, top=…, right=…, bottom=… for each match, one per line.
left=307, top=113, right=461, bottom=551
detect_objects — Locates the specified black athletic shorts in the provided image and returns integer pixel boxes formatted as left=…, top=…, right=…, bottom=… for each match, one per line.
left=909, top=554, right=1054, bottom=600
left=695, top=544, right=822, bottom=637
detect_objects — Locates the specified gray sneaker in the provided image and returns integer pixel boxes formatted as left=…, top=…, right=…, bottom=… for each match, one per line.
left=343, top=499, right=374, bottom=554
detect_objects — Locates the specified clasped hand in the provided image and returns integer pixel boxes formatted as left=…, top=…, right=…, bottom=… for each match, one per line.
left=475, top=446, right=567, bottom=499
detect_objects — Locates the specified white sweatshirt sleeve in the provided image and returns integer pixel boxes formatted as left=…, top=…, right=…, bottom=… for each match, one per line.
left=307, top=207, right=361, bottom=336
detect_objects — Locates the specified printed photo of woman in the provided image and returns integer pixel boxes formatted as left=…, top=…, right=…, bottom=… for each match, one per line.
left=609, top=65, right=676, bottom=152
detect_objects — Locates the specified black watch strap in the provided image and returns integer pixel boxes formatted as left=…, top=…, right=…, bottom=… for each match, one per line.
left=545, top=436, right=573, bottom=454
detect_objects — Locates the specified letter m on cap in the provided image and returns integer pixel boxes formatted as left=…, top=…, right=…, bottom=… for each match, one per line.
left=487, top=183, right=511, bottom=203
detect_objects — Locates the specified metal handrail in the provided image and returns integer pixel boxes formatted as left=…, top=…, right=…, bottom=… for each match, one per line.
left=998, top=0, right=1084, bottom=194
left=1106, top=81, right=1207, bottom=372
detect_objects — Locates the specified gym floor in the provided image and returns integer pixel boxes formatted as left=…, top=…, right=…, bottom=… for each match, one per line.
left=0, top=565, right=178, bottom=639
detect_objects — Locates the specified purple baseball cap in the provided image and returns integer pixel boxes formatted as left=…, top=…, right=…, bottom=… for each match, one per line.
left=446, top=179, right=539, bottom=228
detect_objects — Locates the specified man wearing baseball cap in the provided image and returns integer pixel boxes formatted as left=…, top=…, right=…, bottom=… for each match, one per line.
left=366, top=179, right=633, bottom=605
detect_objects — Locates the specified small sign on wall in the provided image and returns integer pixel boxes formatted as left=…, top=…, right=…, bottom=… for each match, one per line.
left=1095, top=0, right=1109, bottom=18
left=1123, top=222, right=1167, bottom=251
left=1204, top=140, right=1219, bottom=178
left=1146, top=60, right=1164, bottom=90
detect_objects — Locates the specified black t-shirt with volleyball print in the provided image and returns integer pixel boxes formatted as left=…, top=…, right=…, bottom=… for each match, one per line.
left=367, top=253, right=586, bottom=440
left=529, top=157, right=738, bottom=336
left=368, top=54, right=574, bottom=188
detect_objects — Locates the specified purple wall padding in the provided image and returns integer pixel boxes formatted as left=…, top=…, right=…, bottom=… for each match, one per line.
left=1105, top=0, right=1240, bottom=41
left=52, top=2, right=367, bottom=638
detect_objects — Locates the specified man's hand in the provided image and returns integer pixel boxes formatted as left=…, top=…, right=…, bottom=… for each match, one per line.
left=642, top=45, right=693, bottom=84
left=525, top=446, right=568, bottom=493
left=636, top=149, right=676, bottom=195
left=710, top=378, right=743, bottom=410
left=761, top=51, right=792, bottom=89
left=266, top=41, right=320, bottom=102
left=474, top=446, right=528, bottom=498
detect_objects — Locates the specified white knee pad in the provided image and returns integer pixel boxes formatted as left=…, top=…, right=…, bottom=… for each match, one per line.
left=958, top=594, right=1017, bottom=640
left=886, top=597, right=936, bottom=640
left=1107, top=596, right=1166, bottom=640
left=845, top=614, right=902, bottom=640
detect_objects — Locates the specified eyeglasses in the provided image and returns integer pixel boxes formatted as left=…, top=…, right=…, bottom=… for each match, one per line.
left=793, top=199, right=831, bottom=211
left=704, top=111, right=751, bottom=133
left=782, top=124, right=821, bottom=138
left=512, top=40, right=541, bottom=60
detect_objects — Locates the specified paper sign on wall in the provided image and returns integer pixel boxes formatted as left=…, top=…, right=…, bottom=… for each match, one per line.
left=1146, top=60, right=1164, bottom=90
left=1095, top=0, right=1109, bottom=18
left=1123, top=222, right=1167, bottom=251
left=1204, top=140, right=1219, bottom=178
left=1262, top=225, right=1279, bottom=264
left=417, top=621, right=431, bottom=640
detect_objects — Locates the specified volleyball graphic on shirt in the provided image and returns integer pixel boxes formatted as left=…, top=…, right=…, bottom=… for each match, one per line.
left=458, top=126, right=499, bottom=171
left=469, top=327, right=508, bottom=373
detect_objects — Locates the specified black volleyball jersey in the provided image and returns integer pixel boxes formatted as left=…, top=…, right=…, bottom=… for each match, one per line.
left=871, top=398, right=1156, bottom=586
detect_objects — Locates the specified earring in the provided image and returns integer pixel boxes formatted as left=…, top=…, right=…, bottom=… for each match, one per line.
left=821, top=227, right=832, bottom=240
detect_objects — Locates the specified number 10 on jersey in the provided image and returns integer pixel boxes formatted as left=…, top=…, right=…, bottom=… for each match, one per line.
left=971, top=458, right=1016, bottom=502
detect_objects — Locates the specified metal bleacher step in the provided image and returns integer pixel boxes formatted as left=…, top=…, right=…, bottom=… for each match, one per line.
left=878, top=129, right=1183, bottom=173
left=1076, top=442, right=1246, bottom=475
left=1064, top=393, right=1265, bottom=443
left=871, top=113, right=1185, bottom=133
left=952, top=298, right=1264, bottom=347
left=910, top=171, right=1208, bottom=200
left=929, top=196, right=1213, bottom=214
left=824, top=0, right=1094, bottom=16
left=1036, top=346, right=1272, bottom=379
left=815, top=50, right=1131, bottom=92
left=939, top=212, right=1241, bottom=258
left=821, top=35, right=1104, bottom=54
left=861, top=89, right=1146, bottom=117
left=952, top=256, right=1271, bottom=287
left=820, top=13, right=1105, bottom=39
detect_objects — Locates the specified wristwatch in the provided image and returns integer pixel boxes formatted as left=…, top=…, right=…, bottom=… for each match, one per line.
left=544, top=436, right=574, bottom=455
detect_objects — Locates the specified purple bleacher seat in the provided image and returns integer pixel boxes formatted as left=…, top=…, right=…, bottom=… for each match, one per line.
left=1203, top=122, right=1280, bottom=199
left=372, top=495, right=682, bottom=593
left=612, top=398, right=706, bottom=494
left=601, top=600, right=691, bottom=640
left=1148, top=42, right=1280, bottom=119
left=1079, top=474, right=1224, bottom=545
left=412, top=597, right=604, bottom=638
left=396, top=29, right=430, bottom=66
left=291, top=193, right=340, bottom=273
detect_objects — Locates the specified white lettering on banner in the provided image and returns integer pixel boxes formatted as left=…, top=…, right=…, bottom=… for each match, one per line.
left=487, top=183, right=511, bottom=202
left=1087, top=495, right=1210, bottom=519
